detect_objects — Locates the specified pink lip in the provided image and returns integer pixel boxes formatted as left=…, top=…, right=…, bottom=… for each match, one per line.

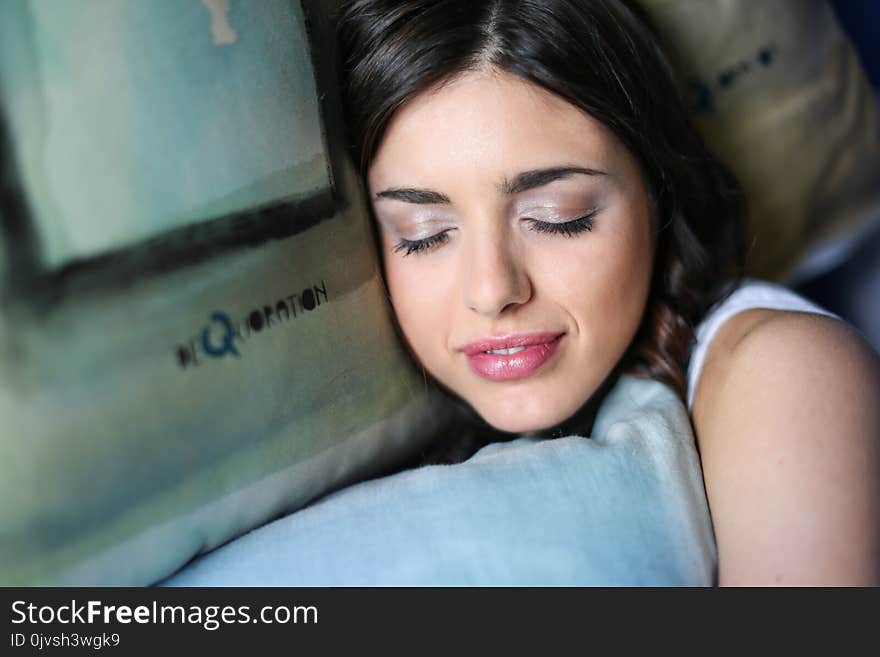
left=459, top=332, right=565, bottom=382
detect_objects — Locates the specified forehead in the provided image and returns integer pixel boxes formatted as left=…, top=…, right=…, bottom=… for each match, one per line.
left=368, top=70, right=627, bottom=190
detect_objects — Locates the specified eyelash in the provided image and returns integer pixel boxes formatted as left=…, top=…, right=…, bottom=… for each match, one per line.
left=393, top=211, right=597, bottom=257
left=524, top=211, right=597, bottom=237
left=393, top=230, right=452, bottom=256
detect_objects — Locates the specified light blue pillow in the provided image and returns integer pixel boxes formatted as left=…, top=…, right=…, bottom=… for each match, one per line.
left=163, top=376, right=717, bottom=586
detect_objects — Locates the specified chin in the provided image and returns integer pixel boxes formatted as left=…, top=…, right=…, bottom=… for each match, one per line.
left=464, top=375, right=608, bottom=435
left=477, top=398, right=576, bottom=435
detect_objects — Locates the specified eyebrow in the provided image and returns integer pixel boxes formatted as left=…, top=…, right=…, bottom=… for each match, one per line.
left=500, top=166, right=606, bottom=195
left=375, top=188, right=451, bottom=204
left=374, top=165, right=606, bottom=205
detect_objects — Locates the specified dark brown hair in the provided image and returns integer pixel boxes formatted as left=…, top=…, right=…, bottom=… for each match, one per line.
left=336, top=0, right=745, bottom=402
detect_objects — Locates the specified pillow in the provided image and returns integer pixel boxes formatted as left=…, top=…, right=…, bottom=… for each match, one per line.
left=638, top=0, right=880, bottom=281
left=0, top=0, right=448, bottom=586
left=162, top=376, right=717, bottom=587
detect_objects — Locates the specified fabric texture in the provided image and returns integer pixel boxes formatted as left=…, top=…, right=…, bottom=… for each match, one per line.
left=0, top=0, right=447, bottom=586
left=638, top=0, right=880, bottom=281
left=163, top=375, right=716, bottom=586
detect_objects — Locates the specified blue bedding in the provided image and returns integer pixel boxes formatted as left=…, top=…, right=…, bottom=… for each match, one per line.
left=163, top=376, right=716, bottom=586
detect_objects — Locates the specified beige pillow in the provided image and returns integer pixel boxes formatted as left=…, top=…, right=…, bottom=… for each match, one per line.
left=639, top=0, right=880, bottom=280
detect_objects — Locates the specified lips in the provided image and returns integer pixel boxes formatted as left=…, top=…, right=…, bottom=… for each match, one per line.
left=459, top=332, right=565, bottom=382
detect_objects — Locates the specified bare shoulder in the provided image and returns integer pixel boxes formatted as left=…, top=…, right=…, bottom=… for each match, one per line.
left=694, top=308, right=880, bottom=425
left=692, top=308, right=880, bottom=586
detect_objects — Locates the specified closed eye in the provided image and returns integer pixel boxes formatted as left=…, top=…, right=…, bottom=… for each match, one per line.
left=393, top=230, right=452, bottom=256
left=524, top=210, right=598, bottom=237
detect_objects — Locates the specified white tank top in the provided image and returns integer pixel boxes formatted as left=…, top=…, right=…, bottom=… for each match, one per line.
left=686, top=279, right=838, bottom=410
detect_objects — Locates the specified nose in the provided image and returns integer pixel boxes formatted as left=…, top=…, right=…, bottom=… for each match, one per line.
left=461, top=231, right=532, bottom=318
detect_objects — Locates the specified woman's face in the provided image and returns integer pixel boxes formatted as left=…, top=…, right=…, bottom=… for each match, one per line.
left=368, top=70, right=654, bottom=433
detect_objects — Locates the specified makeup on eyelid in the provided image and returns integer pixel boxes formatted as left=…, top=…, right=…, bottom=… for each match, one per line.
left=520, top=206, right=599, bottom=223
left=376, top=213, right=454, bottom=240
left=383, top=204, right=601, bottom=257
left=380, top=195, right=602, bottom=234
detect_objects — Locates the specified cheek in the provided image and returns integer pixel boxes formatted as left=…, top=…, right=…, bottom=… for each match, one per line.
left=381, top=238, right=453, bottom=365
left=598, top=220, right=653, bottom=310
left=542, top=209, right=653, bottom=342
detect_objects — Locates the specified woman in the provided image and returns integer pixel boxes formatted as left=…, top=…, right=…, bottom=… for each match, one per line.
left=337, top=0, right=880, bottom=585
